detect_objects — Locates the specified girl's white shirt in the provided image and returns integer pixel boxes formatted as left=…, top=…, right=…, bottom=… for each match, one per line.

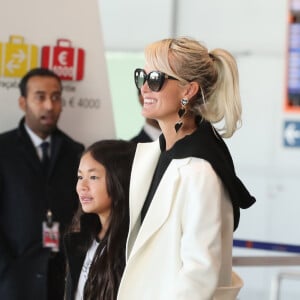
left=75, top=239, right=99, bottom=300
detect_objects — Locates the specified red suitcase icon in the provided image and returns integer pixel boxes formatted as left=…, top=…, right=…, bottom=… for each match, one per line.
left=41, top=39, right=85, bottom=81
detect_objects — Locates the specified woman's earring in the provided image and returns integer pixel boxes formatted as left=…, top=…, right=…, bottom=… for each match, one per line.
left=175, top=98, right=188, bottom=132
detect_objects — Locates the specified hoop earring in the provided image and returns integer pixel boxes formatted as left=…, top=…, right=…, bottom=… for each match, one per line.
left=175, top=98, right=188, bottom=132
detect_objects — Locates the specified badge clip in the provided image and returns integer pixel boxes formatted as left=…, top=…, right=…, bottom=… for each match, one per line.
left=46, top=209, right=53, bottom=228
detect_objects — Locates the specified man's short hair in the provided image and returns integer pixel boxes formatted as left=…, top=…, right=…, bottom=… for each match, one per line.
left=19, top=68, right=62, bottom=97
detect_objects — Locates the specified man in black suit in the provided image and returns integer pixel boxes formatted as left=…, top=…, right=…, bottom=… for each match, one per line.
left=0, top=68, right=84, bottom=300
left=130, top=89, right=161, bottom=143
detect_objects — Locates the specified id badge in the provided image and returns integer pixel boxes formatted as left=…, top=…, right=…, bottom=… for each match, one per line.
left=42, top=221, right=60, bottom=252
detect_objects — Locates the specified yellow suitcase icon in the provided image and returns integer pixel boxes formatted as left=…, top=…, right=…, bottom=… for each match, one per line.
left=0, top=35, right=38, bottom=78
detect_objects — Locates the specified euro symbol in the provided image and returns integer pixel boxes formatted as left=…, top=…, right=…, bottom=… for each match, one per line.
left=58, top=51, right=68, bottom=66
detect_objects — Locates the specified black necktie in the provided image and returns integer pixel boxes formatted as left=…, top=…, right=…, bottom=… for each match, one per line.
left=40, top=141, right=50, bottom=172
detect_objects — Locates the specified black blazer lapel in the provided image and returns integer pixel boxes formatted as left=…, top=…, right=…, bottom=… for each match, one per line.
left=48, top=131, right=63, bottom=177
left=64, top=233, right=87, bottom=298
left=17, top=121, right=42, bottom=175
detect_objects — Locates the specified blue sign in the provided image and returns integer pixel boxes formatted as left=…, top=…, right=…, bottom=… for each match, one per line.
left=283, top=120, right=300, bottom=147
left=233, top=239, right=300, bottom=253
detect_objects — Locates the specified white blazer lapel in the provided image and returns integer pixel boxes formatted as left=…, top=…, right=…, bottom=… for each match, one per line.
left=127, top=141, right=161, bottom=256
left=129, top=157, right=190, bottom=260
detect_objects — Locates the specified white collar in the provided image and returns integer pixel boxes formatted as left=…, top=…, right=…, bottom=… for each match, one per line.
left=24, top=123, right=51, bottom=147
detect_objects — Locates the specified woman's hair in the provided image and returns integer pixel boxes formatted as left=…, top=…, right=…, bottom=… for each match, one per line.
left=144, top=37, right=242, bottom=138
left=69, top=139, right=136, bottom=300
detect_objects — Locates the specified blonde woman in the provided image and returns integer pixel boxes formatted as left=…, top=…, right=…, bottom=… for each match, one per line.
left=117, top=37, right=255, bottom=300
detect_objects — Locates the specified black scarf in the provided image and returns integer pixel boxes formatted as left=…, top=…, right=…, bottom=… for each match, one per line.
left=142, top=120, right=255, bottom=231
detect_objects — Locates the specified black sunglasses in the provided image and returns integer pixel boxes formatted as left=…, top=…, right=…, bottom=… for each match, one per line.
left=134, top=68, right=177, bottom=92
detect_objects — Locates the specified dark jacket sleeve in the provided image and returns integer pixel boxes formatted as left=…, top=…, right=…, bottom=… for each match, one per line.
left=0, top=232, right=13, bottom=277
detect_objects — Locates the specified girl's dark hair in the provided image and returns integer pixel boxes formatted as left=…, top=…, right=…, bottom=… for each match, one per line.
left=69, top=139, right=136, bottom=300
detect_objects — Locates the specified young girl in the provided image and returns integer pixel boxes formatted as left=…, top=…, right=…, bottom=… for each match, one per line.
left=64, top=140, right=136, bottom=300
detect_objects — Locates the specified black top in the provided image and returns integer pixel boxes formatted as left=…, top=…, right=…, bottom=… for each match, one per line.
left=141, top=120, right=255, bottom=231
left=64, top=214, right=101, bottom=300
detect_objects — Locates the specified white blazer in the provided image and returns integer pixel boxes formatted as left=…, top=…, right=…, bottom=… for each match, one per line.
left=117, top=140, right=243, bottom=300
